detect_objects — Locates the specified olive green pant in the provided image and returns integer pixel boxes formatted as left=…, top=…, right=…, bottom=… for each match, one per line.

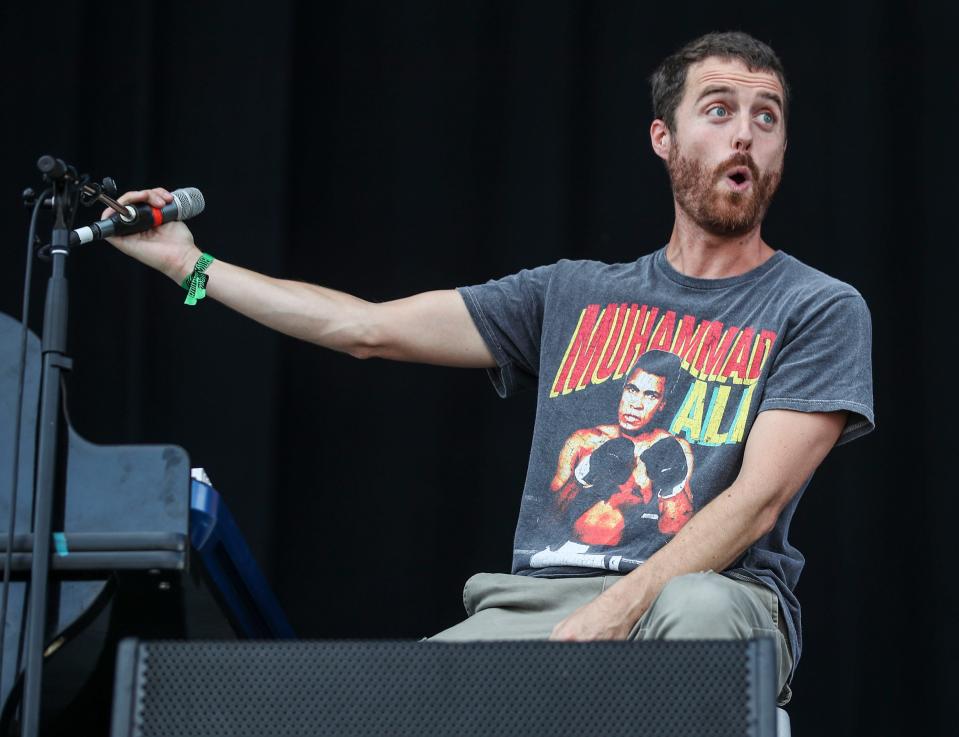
left=430, top=570, right=793, bottom=705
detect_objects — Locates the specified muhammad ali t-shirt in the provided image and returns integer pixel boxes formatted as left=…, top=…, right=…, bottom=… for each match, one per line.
left=457, top=246, right=874, bottom=675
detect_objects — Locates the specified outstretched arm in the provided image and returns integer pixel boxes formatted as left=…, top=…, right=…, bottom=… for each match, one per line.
left=549, top=408, right=846, bottom=640
left=104, top=188, right=496, bottom=368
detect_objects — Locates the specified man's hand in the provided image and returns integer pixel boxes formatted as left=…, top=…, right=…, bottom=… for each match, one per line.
left=550, top=410, right=846, bottom=642
left=103, top=187, right=201, bottom=283
left=549, top=588, right=635, bottom=641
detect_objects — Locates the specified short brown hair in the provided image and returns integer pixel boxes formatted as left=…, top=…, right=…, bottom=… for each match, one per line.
left=649, top=31, right=789, bottom=131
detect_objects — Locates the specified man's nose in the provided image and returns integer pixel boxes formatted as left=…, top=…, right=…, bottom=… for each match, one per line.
left=733, top=118, right=753, bottom=151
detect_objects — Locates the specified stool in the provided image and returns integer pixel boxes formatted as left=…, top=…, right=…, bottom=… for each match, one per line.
left=776, top=707, right=791, bottom=736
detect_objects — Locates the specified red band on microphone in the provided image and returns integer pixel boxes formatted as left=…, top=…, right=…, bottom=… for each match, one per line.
left=151, top=207, right=163, bottom=226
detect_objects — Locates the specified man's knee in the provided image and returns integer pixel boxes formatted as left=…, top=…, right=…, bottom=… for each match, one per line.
left=635, top=572, right=768, bottom=640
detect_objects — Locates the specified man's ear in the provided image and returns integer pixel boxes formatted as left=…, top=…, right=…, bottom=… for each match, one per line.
left=650, top=119, right=670, bottom=162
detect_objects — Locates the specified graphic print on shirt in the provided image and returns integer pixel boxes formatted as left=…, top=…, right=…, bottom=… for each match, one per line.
left=529, top=303, right=777, bottom=571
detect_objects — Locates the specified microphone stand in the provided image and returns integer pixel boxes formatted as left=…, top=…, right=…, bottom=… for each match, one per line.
left=17, top=156, right=120, bottom=737
left=19, top=155, right=75, bottom=737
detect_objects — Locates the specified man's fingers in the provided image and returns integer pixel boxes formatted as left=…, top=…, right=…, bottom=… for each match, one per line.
left=117, top=190, right=144, bottom=205
left=118, top=188, right=169, bottom=206
left=147, top=188, right=174, bottom=206
left=100, top=188, right=174, bottom=219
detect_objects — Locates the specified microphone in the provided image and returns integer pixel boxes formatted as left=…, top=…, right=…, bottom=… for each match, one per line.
left=70, top=187, right=205, bottom=245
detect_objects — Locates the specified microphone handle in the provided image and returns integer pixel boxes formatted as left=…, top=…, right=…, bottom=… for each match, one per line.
left=71, top=202, right=180, bottom=245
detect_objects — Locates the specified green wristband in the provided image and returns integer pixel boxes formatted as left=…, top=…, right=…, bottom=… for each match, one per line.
left=181, top=253, right=215, bottom=306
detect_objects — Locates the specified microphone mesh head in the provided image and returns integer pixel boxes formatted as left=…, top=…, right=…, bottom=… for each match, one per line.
left=171, top=188, right=205, bottom=220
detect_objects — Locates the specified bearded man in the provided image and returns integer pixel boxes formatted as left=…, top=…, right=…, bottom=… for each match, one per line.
left=105, top=31, right=874, bottom=705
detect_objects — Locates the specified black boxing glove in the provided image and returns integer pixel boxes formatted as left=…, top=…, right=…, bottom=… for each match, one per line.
left=582, top=437, right=636, bottom=488
left=639, top=436, right=688, bottom=498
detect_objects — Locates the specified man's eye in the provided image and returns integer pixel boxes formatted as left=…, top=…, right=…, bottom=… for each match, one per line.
left=707, top=106, right=728, bottom=118
left=757, top=111, right=776, bottom=125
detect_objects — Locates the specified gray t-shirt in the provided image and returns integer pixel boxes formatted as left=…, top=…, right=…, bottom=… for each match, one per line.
left=457, top=246, right=874, bottom=678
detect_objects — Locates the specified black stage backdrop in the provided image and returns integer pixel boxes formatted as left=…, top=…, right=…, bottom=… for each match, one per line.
left=1, top=2, right=956, bottom=735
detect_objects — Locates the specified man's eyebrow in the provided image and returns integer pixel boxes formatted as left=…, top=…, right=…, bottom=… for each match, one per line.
left=694, top=85, right=784, bottom=113
left=695, top=85, right=734, bottom=104
left=757, top=90, right=784, bottom=112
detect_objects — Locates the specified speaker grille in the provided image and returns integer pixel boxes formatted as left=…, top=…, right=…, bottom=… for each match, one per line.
left=114, top=639, right=772, bottom=737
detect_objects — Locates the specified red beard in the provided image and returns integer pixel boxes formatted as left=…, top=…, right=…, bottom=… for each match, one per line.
left=667, top=145, right=782, bottom=238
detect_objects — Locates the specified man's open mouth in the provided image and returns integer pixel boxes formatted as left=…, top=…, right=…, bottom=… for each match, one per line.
left=724, top=166, right=752, bottom=190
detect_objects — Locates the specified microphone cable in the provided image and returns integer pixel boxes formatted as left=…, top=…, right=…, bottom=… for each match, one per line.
left=0, top=188, right=51, bottom=700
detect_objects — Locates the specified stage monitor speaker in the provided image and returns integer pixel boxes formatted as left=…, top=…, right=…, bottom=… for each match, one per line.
left=110, top=638, right=777, bottom=737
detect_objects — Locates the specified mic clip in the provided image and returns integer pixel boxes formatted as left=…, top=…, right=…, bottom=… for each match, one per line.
left=80, top=176, right=130, bottom=219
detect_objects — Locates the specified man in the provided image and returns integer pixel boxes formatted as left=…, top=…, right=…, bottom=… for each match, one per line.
left=105, top=31, right=874, bottom=704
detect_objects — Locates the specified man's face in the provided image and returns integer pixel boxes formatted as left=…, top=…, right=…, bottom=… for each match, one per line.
left=618, top=370, right=666, bottom=434
left=664, top=57, right=786, bottom=237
